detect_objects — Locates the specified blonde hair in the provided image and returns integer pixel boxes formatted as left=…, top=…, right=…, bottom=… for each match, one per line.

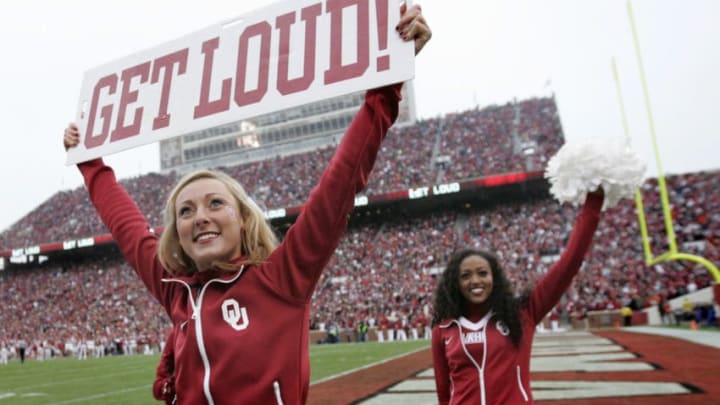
left=157, top=170, right=279, bottom=275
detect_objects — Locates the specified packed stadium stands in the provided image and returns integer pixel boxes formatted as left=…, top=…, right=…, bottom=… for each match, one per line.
left=0, top=97, right=562, bottom=249
left=1, top=96, right=718, bottom=357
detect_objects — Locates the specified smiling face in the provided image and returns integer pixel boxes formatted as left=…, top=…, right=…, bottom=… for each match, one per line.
left=458, top=254, right=494, bottom=309
left=175, top=178, right=244, bottom=272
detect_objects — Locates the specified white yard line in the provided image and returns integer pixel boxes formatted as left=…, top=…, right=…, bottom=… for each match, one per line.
left=0, top=392, right=47, bottom=401
left=9, top=369, right=142, bottom=391
left=1, top=360, right=144, bottom=386
left=311, top=346, right=429, bottom=385
left=620, top=326, right=720, bottom=349
left=45, top=385, right=150, bottom=405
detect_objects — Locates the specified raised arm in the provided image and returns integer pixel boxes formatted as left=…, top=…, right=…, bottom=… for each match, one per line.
left=263, top=4, right=431, bottom=301
left=265, top=83, right=402, bottom=301
left=527, top=190, right=604, bottom=323
left=64, top=124, right=173, bottom=310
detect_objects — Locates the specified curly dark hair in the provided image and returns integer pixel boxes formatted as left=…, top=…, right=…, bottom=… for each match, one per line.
left=431, top=248, right=527, bottom=346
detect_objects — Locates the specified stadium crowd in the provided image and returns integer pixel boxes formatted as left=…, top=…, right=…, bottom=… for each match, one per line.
left=1, top=98, right=718, bottom=358
left=0, top=255, right=168, bottom=361
left=0, top=98, right=562, bottom=249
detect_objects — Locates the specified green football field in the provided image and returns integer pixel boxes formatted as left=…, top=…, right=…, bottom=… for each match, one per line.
left=0, top=340, right=429, bottom=404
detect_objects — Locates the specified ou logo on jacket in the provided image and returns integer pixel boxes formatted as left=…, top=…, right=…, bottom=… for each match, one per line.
left=221, top=299, right=249, bottom=331
left=496, top=320, right=510, bottom=336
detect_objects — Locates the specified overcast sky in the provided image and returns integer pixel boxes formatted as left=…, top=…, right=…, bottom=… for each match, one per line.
left=0, top=0, right=718, bottom=233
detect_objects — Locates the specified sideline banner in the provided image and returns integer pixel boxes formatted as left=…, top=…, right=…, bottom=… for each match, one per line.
left=67, top=0, right=414, bottom=164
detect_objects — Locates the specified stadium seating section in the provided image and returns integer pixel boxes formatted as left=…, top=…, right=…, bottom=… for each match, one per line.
left=1, top=97, right=717, bottom=355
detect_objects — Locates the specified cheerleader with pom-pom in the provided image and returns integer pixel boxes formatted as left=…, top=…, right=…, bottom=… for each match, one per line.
left=430, top=138, right=644, bottom=405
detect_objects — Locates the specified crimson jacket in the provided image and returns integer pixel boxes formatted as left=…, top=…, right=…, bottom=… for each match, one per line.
left=153, top=327, right=176, bottom=404
left=431, top=193, right=603, bottom=405
left=78, top=84, right=402, bottom=405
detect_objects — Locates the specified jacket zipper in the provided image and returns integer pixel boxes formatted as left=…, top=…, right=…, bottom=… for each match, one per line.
left=161, top=266, right=245, bottom=405
left=161, top=278, right=213, bottom=404
left=273, top=380, right=285, bottom=405
left=454, top=322, right=485, bottom=405
left=194, top=282, right=215, bottom=405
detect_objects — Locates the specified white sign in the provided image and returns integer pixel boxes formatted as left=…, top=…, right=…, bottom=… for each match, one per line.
left=67, top=0, right=414, bottom=164
left=433, top=182, right=460, bottom=195
left=77, top=238, right=95, bottom=248
left=265, top=208, right=287, bottom=219
left=408, top=186, right=429, bottom=199
left=354, top=195, right=368, bottom=206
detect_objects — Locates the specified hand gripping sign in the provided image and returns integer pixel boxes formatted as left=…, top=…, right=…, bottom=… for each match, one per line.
left=67, top=0, right=414, bottom=165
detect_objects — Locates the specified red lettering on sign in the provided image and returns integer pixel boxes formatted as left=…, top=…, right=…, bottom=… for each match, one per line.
left=374, top=0, right=390, bottom=71
left=151, top=49, right=189, bottom=130
left=276, top=3, right=322, bottom=95
left=111, top=61, right=151, bottom=142
left=84, top=74, right=118, bottom=149
left=324, top=0, right=370, bottom=84
left=79, top=0, right=395, bottom=153
left=234, top=22, right=272, bottom=107
left=194, top=37, right=231, bottom=118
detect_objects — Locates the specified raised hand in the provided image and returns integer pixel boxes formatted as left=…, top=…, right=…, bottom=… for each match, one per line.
left=398, top=4, right=432, bottom=55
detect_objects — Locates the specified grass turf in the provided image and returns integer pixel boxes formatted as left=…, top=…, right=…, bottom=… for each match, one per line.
left=0, top=340, right=429, bottom=404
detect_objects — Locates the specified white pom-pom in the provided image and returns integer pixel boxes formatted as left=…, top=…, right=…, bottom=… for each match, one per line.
left=544, top=137, right=646, bottom=209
